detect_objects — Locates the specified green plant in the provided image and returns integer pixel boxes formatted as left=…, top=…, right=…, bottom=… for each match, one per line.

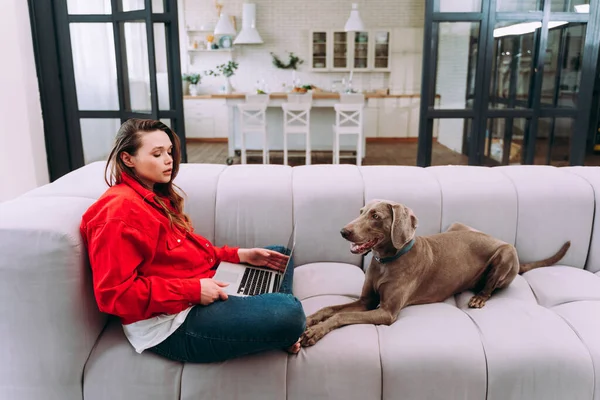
left=271, top=52, right=304, bottom=70
left=205, top=61, right=239, bottom=78
left=182, top=73, right=201, bottom=85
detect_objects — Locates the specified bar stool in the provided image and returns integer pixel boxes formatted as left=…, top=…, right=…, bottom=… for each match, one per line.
left=237, top=94, right=270, bottom=164
left=332, top=93, right=365, bottom=165
left=282, top=93, right=313, bottom=165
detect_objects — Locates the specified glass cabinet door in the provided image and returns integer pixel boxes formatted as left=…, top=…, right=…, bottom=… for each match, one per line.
left=332, top=31, right=348, bottom=70
left=311, top=31, right=328, bottom=70
left=353, top=31, right=369, bottom=69
left=373, top=30, right=391, bottom=70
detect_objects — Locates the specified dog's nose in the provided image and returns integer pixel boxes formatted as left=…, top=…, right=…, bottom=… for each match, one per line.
left=340, top=228, right=351, bottom=239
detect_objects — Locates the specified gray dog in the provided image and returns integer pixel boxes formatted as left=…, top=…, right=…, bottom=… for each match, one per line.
left=301, top=199, right=571, bottom=347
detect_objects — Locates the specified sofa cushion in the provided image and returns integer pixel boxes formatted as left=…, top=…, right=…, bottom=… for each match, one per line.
left=361, top=166, right=442, bottom=236
left=454, top=274, right=538, bottom=306
left=522, top=266, right=600, bottom=307
left=457, top=287, right=594, bottom=400
left=292, top=165, right=364, bottom=267
left=378, top=302, right=487, bottom=400
left=214, top=165, right=294, bottom=250
left=84, top=319, right=183, bottom=400
left=497, top=166, right=594, bottom=269
left=173, top=164, right=227, bottom=244
left=562, top=166, right=600, bottom=273
left=180, top=350, right=288, bottom=400
left=288, top=295, right=381, bottom=400
left=293, top=262, right=365, bottom=301
left=429, top=166, right=518, bottom=244
left=552, top=301, right=600, bottom=400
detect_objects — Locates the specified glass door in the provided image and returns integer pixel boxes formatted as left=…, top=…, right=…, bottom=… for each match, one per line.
left=418, top=0, right=599, bottom=166
left=30, top=0, right=185, bottom=180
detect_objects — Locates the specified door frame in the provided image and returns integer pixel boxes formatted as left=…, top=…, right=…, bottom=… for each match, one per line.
left=417, top=0, right=600, bottom=166
left=28, top=0, right=186, bottom=181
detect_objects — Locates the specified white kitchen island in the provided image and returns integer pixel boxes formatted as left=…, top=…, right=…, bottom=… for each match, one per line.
left=183, top=93, right=433, bottom=164
left=222, top=92, right=368, bottom=162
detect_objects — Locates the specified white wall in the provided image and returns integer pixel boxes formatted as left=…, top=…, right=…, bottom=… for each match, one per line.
left=180, top=0, right=424, bottom=94
left=0, top=0, right=48, bottom=202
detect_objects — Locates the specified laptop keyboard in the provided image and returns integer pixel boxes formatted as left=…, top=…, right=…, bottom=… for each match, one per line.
left=238, top=268, right=275, bottom=296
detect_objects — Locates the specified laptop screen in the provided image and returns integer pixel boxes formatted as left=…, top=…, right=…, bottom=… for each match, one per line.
left=274, top=225, right=296, bottom=291
left=283, top=224, right=296, bottom=258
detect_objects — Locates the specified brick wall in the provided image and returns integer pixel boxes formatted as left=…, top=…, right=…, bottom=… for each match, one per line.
left=180, top=0, right=425, bottom=94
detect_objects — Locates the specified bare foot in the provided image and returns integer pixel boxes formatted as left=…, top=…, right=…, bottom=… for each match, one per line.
left=285, top=339, right=301, bottom=354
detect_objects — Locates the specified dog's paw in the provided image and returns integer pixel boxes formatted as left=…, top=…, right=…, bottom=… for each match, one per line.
left=305, top=314, right=322, bottom=328
left=468, top=295, right=489, bottom=309
left=300, top=325, right=327, bottom=347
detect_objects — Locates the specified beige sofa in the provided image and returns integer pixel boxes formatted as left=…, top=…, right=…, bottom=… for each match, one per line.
left=1, top=162, right=599, bottom=400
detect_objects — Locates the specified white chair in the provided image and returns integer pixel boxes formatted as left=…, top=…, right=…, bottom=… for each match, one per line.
left=332, top=93, right=365, bottom=165
left=282, top=93, right=313, bottom=165
left=237, top=94, right=270, bottom=164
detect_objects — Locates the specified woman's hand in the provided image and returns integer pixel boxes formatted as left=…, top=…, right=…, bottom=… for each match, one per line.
left=200, top=278, right=229, bottom=305
left=238, top=248, right=289, bottom=272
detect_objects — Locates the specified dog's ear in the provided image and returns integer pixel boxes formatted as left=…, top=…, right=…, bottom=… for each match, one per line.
left=390, top=203, right=418, bottom=249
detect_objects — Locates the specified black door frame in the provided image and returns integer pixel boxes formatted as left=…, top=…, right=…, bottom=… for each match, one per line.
left=28, top=0, right=186, bottom=182
left=417, top=0, right=600, bottom=166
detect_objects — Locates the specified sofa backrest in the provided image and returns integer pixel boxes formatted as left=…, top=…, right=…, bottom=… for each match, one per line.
left=15, top=162, right=600, bottom=272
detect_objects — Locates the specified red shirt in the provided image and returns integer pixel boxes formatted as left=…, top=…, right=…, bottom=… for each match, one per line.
left=80, top=172, right=240, bottom=325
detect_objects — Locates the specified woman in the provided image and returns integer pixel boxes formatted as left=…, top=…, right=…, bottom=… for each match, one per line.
left=80, top=118, right=305, bottom=363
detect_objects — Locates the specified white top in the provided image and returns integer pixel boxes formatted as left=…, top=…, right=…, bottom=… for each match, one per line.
left=122, top=306, right=194, bottom=353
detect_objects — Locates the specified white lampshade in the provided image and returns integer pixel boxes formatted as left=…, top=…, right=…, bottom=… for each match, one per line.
left=233, top=3, right=264, bottom=44
left=344, top=3, right=365, bottom=32
left=214, top=12, right=236, bottom=36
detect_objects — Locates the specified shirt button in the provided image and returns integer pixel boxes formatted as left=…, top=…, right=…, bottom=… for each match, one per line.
left=209, top=258, right=213, bottom=263
left=177, top=239, right=181, bottom=243
left=205, top=243, right=209, bottom=247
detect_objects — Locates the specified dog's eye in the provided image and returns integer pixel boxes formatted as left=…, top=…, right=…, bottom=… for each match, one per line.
left=372, top=213, right=379, bottom=220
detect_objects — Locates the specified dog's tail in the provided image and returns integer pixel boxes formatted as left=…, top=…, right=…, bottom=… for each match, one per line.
left=519, top=241, right=571, bottom=273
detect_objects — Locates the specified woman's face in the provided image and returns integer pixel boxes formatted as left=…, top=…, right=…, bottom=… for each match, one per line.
left=121, top=130, right=173, bottom=188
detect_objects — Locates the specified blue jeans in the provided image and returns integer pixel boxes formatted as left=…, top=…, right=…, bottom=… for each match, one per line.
left=148, top=246, right=306, bottom=363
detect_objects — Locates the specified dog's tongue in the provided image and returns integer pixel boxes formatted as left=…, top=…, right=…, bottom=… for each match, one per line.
left=351, top=240, right=374, bottom=254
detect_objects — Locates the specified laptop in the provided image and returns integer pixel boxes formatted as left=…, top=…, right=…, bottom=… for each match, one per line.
left=213, top=226, right=296, bottom=297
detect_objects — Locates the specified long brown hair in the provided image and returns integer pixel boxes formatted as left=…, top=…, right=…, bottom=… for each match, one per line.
left=105, top=118, right=192, bottom=232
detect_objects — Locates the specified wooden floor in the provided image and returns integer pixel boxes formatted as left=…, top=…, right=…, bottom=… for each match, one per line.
left=186, top=140, right=468, bottom=166
left=186, top=140, right=600, bottom=167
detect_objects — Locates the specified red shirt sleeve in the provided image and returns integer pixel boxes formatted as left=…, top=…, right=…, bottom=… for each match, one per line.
left=214, top=245, right=240, bottom=264
left=84, top=220, right=201, bottom=323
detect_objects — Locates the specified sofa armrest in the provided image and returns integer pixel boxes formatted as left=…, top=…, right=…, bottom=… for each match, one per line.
left=0, top=196, right=107, bottom=400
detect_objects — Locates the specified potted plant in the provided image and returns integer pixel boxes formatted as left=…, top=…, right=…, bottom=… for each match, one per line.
left=205, top=61, right=239, bottom=94
left=182, top=73, right=201, bottom=96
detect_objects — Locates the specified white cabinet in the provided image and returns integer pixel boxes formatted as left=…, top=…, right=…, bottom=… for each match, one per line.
left=184, top=99, right=229, bottom=139
left=309, top=29, right=392, bottom=72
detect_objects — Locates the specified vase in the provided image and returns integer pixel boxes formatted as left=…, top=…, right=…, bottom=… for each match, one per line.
left=189, top=84, right=198, bottom=96
left=225, top=77, right=233, bottom=94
